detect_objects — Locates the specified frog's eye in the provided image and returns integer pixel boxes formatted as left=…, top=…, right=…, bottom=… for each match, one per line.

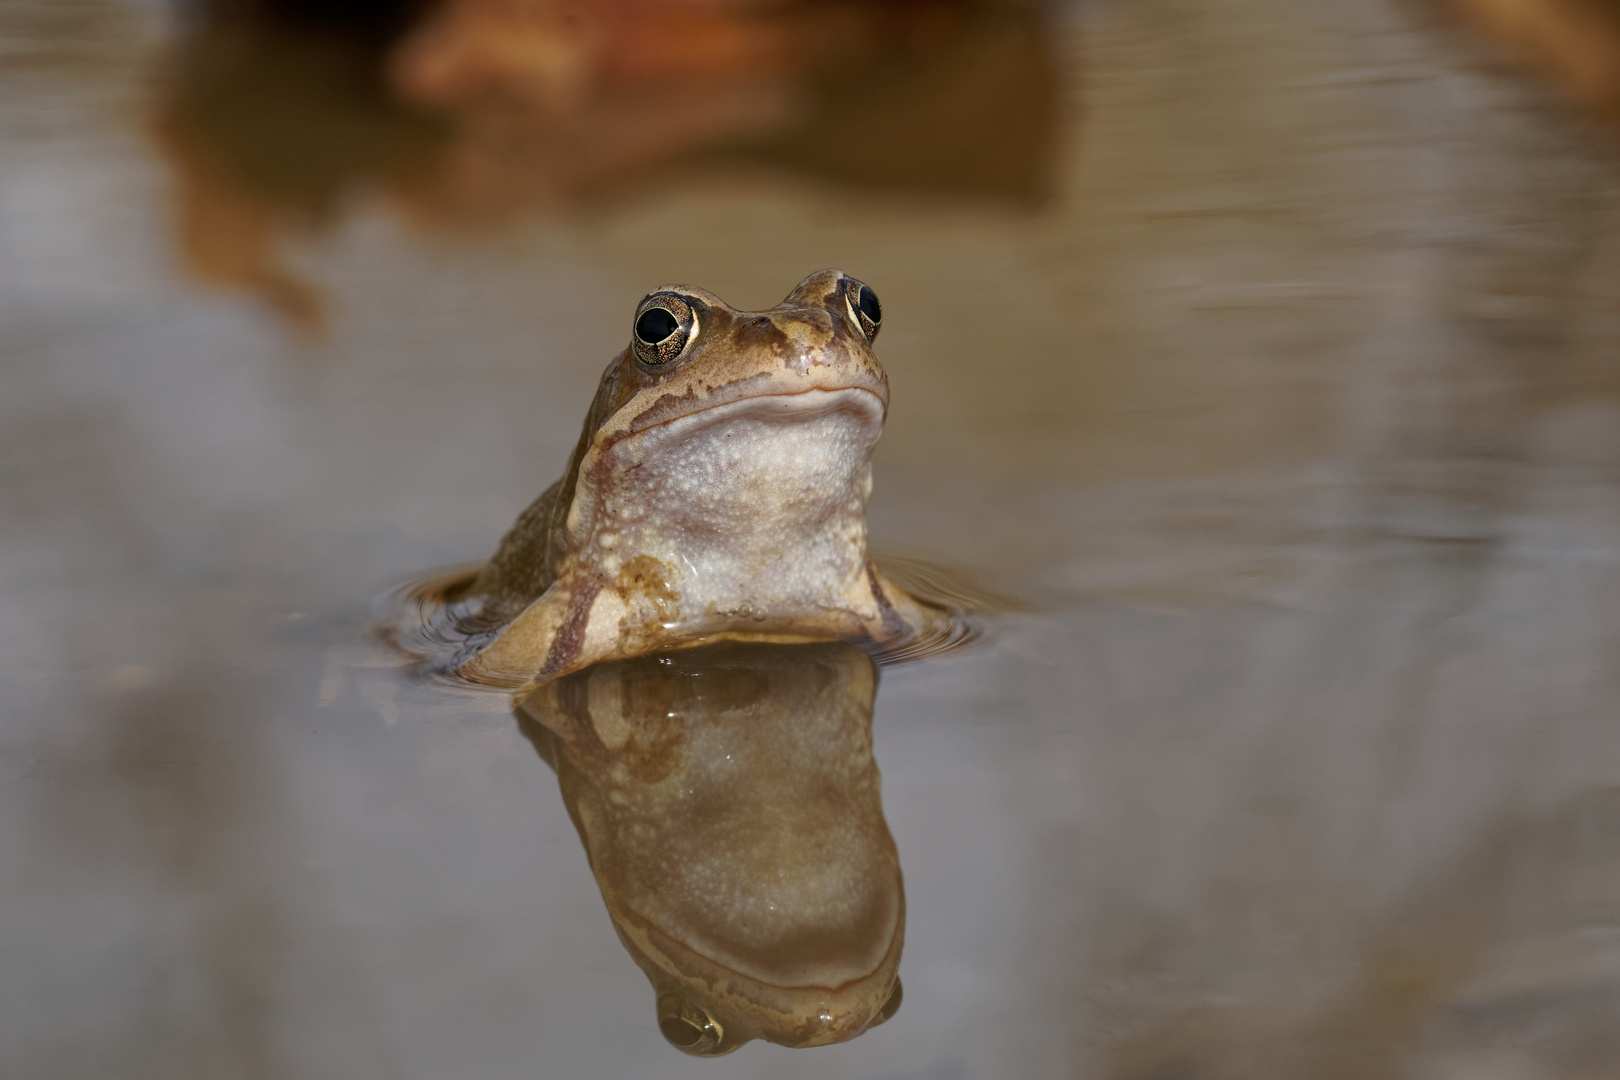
left=656, top=993, right=730, bottom=1056
left=632, top=294, right=697, bottom=367
left=841, top=277, right=881, bottom=343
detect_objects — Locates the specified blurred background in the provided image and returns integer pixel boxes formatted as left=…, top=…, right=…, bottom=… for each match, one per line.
left=4, top=0, right=1620, bottom=1076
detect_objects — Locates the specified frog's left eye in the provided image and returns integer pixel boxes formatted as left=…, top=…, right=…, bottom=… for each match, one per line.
left=841, top=277, right=881, bottom=343
left=633, top=294, right=697, bottom=367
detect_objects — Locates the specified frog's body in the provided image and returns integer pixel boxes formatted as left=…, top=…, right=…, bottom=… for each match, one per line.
left=451, top=269, right=936, bottom=687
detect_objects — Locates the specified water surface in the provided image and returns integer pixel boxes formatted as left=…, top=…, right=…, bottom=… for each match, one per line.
left=4, top=0, right=1620, bottom=1077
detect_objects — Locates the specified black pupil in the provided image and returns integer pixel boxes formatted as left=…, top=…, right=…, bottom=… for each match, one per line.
left=857, top=284, right=881, bottom=324
left=637, top=307, right=679, bottom=344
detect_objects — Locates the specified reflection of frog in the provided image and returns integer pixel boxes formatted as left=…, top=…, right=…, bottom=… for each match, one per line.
left=450, top=269, right=939, bottom=687
left=517, top=641, right=904, bottom=1055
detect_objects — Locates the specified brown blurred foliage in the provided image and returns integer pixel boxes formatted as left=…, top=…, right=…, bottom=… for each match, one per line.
left=1447, top=0, right=1620, bottom=116
left=153, top=0, right=1059, bottom=333
left=154, top=23, right=449, bottom=335
left=391, top=0, right=1058, bottom=212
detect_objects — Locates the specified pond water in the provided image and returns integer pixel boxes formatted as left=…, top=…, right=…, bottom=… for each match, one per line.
left=5, top=0, right=1620, bottom=1077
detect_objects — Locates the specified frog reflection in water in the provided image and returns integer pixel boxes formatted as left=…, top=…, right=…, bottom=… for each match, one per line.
left=436, top=269, right=941, bottom=687
left=517, top=641, right=904, bottom=1054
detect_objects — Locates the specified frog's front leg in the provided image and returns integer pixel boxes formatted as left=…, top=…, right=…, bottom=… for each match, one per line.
left=459, top=573, right=617, bottom=689
left=849, top=562, right=949, bottom=651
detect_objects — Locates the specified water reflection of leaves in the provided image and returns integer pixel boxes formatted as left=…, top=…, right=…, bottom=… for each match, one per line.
left=154, top=23, right=450, bottom=336
left=513, top=641, right=906, bottom=1055
left=393, top=0, right=1059, bottom=206
left=1444, top=0, right=1620, bottom=119
left=154, top=0, right=1060, bottom=333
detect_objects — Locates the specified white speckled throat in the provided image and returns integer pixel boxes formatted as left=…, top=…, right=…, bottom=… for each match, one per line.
left=569, top=387, right=885, bottom=626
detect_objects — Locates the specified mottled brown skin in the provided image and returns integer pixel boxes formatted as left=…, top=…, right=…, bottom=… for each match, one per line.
left=516, top=641, right=904, bottom=1055
left=453, top=268, right=939, bottom=688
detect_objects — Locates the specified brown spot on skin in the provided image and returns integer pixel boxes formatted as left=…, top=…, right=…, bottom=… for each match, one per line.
left=615, top=554, right=680, bottom=628
left=732, top=314, right=791, bottom=356
left=628, top=385, right=704, bottom=432
left=781, top=307, right=836, bottom=348
left=625, top=371, right=777, bottom=432
left=865, top=563, right=909, bottom=640
left=539, top=576, right=604, bottom=680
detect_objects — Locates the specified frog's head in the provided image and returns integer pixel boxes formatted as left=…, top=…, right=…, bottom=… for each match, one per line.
left=582, top=266, right=888, bottom=455
left=557, top=269, right=892, bottom=640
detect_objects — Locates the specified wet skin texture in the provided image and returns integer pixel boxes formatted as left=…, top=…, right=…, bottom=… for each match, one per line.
left=452, top=268, right=938, bottom=687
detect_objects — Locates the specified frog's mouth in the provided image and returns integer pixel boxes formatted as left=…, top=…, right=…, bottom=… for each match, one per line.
left=611, top=386, right=886, bottom=464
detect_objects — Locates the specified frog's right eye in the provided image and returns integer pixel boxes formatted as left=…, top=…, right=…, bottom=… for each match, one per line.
left=633, top=294, right=697, bottom=367
left=840, top=276, right=881, bottom=343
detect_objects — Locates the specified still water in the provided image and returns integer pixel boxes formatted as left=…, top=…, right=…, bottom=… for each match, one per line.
left=5, top=0, right=1620, bottom=1076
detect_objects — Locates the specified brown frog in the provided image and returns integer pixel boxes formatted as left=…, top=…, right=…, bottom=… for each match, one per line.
left=447, top=268, right=938, bottom=687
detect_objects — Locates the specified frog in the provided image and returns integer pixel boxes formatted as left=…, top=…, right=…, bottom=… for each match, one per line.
left=516, top=639, right=904, bottom=1054
left=442, top=268, right=940, bottom=688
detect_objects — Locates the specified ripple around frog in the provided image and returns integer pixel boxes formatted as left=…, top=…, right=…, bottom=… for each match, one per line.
left=374, top=563, right=510, bottom=691
left=376, top=553, right=993, bottom=692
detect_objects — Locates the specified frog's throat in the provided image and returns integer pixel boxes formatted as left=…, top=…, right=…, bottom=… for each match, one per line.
left=568, top=385, right=887, bottom=535
left=563, top=385, right=886, bottom=590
